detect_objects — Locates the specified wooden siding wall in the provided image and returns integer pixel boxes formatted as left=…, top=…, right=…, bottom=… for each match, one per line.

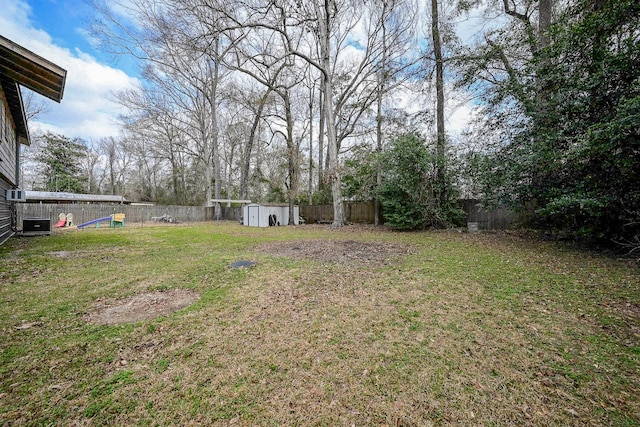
left=0, top=86, right=17, bottom=185
left=0, top=179, right=13, bottom=244
left=0, top=84, right=17, bottom=245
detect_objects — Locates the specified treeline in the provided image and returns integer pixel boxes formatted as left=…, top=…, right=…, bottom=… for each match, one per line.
left=22, top=0, right=639, bottom=243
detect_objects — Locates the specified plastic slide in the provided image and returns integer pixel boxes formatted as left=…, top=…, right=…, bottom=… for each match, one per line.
left=77, top=216, right=113, bottom=229
left=54, top=213, right=67, bottom=228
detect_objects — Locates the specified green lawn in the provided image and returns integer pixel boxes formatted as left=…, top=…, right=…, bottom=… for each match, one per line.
left=1, top=222, right=638, bottom=426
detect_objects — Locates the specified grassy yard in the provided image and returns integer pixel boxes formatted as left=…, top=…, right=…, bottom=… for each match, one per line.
left=0, top=222, right=638, bottom=426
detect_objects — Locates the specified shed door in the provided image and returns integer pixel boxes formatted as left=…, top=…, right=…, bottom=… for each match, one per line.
left=247, top=205, right=260, bottom=227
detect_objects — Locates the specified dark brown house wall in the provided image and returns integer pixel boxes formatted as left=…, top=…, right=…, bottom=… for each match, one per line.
left=0, top=85, right=17, bottom=184
left=0, top=179, right=13, bottom=244
left=0, top=84, right=17, bottom=244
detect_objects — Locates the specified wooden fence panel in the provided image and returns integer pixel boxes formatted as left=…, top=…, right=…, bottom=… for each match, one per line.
left=345, top=202, right=375, bottom=223
left=460, top=199, right=516, bottom=230
left=300, top=205, right=332, bottom=223
left=17, top=203, right=215, bottom=227
left=301, top=200, right=515, bottom=230
left=300, top=202, right=375, bottom=224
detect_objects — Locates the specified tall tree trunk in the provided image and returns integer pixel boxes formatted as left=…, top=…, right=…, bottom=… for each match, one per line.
left=374, top=0, right=389, bottom=226
left=320, top=0, right=344, bottom=228
left=317, top=84, right=325, bottom=190
left=531, top=0, right=554, bottom=202
left=284, top=92, right=297, bottom=225
left=210, top=37, right=222, bottom=216
left=374, top=81, right=383, bottom=225
left=169, top=137, right=180, bottom=203
left=308, top=76, right=314, bottom=206
left=325, top=76, right=344, bottom=228
left=538, top=0, right=552, bottom=49
left=108, top=141, right=116, bottom=196
left=431, top=0, right=446, bottom=208
left=201, top=71, right=213, bottom=207
left=240, top=88, right=271, bottom=200
left=374, top=75, right=384, bottom=226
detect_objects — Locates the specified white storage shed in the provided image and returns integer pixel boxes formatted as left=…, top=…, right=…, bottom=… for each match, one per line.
left=243, top=203, right=300, bottom=227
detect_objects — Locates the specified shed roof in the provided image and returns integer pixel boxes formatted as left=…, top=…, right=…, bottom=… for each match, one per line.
left=0, top=35, right=67, bottom=145
left=247, top=203, right=293, bottom=207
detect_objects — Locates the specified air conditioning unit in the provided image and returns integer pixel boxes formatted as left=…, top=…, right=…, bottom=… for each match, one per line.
left=5, top=189, right=26, bottom=202
left=23, top=218, right=51, bottom=235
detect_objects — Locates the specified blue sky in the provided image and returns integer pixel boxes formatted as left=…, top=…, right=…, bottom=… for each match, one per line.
left=0, top=0, right=140, bottom=140
left=27, top=0, right=95, bottom=55
left=25, top=0, right=139, bottom=76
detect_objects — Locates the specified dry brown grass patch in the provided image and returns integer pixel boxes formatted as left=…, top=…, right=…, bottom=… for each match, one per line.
left=256, top=238, right=413, bottom=265
left=83, top=289, right=200, bottom=325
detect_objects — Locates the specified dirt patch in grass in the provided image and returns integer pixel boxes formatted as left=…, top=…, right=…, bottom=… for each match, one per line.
left=257, top=239, right=413, bottom=265
left=3, top=224, right=639, bottom=425
left=83, top=289, right=200, bottom=325
left=47, top=248, right=129, bottom=259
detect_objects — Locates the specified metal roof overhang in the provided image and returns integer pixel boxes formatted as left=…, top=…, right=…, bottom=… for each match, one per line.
left=25, top=191, right=127, bottom=203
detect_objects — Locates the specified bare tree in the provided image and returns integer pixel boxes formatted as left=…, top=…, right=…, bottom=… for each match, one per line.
left=80, top=144, right=103, bottom=194
left=92, top=0, right=232, bottom=207
left=97, top=136, right=132, bottom=196
left=91, top=0, right=423, bottom=218
left=21, top=89, right=51, bottom=123
left=179, top=0, right=371, bottom=226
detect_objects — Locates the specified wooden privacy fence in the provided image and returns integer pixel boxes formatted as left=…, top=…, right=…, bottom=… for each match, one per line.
left=460, top=199, right=516, bottom=230
left=300, top=202, right=376, bottom=224
left=16, top=200, right=515, bottom=230
left=300, top=200, right=516, bottom=230
left=17, top=203, right=216, bottom=226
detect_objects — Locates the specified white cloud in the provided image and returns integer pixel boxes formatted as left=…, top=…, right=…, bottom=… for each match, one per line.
left=0, top=0, right=139, bottom=141
left=446, top=101, right=477, bottom=136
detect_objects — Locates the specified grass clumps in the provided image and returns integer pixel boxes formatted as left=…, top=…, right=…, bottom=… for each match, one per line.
left=0, top=222, right=638, bottom=425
